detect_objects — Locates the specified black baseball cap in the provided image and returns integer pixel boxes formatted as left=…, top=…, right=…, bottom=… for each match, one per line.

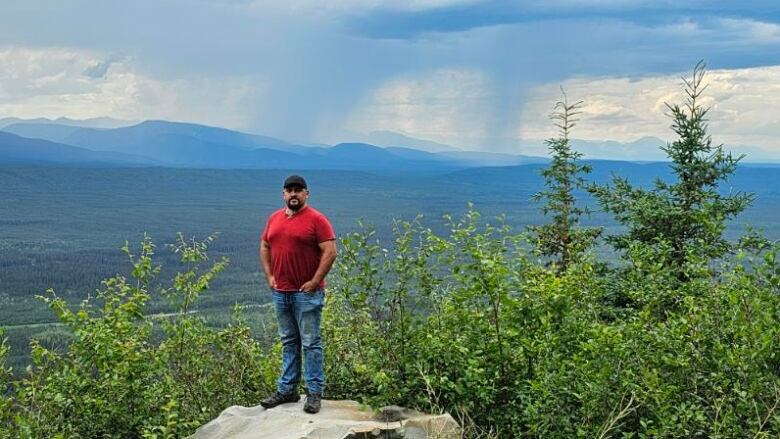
left=283, top=175, right=307, bottom=189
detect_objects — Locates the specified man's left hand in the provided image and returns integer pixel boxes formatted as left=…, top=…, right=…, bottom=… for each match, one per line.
left=300, top=280, right=319, bottom=292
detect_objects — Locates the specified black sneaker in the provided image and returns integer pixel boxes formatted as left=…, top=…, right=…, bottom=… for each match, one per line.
left=260, top=391, right=300, bottom=409
left=303, top=393, right=321, bottom=414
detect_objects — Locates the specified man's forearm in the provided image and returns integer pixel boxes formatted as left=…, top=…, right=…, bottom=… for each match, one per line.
left=311, top=250, right=337, bottom=284
left=260, top=242, right=273, bottom=280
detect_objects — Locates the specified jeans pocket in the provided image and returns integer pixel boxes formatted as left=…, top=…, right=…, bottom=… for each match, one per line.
left=297, top=290, right=324, bottom=309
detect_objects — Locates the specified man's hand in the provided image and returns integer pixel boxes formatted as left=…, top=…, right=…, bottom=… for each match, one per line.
left=299, top=279, right=319, bottom=292
left=266, top=275, right=276, bottom=290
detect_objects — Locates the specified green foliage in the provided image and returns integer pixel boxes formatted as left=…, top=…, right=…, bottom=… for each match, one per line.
left=528, top=90, right=601, bottom=273
left=590, top=62, right=754, bottom=281
left=2, top=214, right=779, bottom=438
left=325, top=206, right=531, bottom=431
left=0, top=330, right=13, bottom=439
left=1, top=234, right=275, bottom=438
left=324, top=209, right=780, bottom=437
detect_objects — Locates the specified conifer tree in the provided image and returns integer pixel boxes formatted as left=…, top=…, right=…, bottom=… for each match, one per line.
left=529, top=90, right=601, bottom=273
left=590, top=62, right=753, bottom=280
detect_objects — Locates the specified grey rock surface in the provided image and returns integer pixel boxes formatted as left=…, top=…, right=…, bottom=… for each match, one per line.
left=377, top=405, right=423, bottom=423
left=189, top=397, right=461, bottom=439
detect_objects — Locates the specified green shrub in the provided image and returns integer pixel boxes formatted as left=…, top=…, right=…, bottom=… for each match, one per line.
left=2, top=234, right=276, bottom=438
left=323, top=209, right=780, bottom=438
left=0, top=330, right=13, bottom=439
left=2, top=216, right=779, bottom=438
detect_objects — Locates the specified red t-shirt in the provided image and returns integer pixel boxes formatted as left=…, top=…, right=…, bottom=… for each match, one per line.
left=261, top=206, right=336, bottom=292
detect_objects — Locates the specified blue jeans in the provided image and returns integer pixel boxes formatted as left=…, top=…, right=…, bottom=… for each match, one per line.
left=272, top=290, right=325, bottom=395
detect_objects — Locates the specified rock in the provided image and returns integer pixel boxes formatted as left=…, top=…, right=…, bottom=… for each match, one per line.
left=189, top=397, right=461, bottom=439
left=376, top=405, right=421, bottom=423
left=404, top=414, right=463, bottom=438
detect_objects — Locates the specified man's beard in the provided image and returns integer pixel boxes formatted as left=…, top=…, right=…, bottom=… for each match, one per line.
left=287, top=198, right=303, bottom=211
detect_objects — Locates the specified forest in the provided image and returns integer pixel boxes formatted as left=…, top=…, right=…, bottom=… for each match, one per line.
left=2, top=63, right=780, bottom=438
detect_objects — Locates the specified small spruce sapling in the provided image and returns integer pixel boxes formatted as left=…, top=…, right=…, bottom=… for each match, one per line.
left=529, top=90, right=601, bottom=274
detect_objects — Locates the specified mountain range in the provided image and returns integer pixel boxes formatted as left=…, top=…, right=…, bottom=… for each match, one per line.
left=1, top=117, right=777, bottom=171
left=0, top=118, right=547, bottom=171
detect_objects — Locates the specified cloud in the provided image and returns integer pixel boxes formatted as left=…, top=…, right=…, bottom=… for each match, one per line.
left=81, top=54, right=125, bottom=79
left=251, top=0, right=482, bottom=13
left=519, top=64, right=780, bottom=160
left=0, top=46, right=266, bottom=131
left=337, top=62, right=780, bottom=160
left=345, top=1, right=780, bottom=39
left=340, top=68, right=496, bottom=146
left=657, top=17, right=780, bottom=46
left=717, top=18, right=780, bottom=44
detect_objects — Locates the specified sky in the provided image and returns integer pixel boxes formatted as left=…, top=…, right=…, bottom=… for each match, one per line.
left=1, top=0, right=780, bottom=159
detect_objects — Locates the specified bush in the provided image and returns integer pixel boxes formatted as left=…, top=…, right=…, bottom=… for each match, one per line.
left=2, top=234, right=276, bottom=438
left=323, top=209, right=780, bottom=437
left=1, top=216, right=779, bottom=438
left=0, top=330, right=13, bottom=439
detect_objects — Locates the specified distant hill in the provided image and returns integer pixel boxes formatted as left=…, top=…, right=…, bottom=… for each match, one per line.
left=0, top=116, right=135, bottom=130
left=355, top=130, right=462, bottom=153
left=0, top=131, right=157, bottom=166
left=440, top=150, right=548, bottom=166
left=341, top=131, right=547, bottom=165
left=3, top=123, right=86, bottom=143
left=49, top=120, right=305, bottom=153
left=324, top=143, right=469, bottom=171
left=571, top=137, right=669, bottom=161
left=61, top=123, right=305, bottom=169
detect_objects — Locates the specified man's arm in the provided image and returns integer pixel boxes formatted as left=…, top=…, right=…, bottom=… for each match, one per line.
left=260, top=240, right=276, bottom=289
left=300, top=239, right=337, bottom=292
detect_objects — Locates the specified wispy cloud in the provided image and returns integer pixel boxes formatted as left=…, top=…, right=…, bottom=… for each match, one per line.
left=286, top=0, right=482, bottom=12
left=519, top=65, right=780, bottom=160
left=81, top=54, right=125, bottom=79
left=340, top=68, right=493, bottom=145
left=717, top=18, right=780, bottom=44
left=0, top=46, right=266, bottom=130
left=345, top=0, right=780, bottom=39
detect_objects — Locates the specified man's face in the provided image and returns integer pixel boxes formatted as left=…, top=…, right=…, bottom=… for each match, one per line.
left=283, top=185, right=309, bottom=211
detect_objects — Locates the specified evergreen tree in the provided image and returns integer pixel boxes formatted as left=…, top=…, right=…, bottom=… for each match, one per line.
left=590, top=61, right=754, bottom=280
left=529, top=90, right=601, bottom=273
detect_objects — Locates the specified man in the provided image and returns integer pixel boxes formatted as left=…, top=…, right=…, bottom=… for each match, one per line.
left=259, top=174, right=337, bottom=414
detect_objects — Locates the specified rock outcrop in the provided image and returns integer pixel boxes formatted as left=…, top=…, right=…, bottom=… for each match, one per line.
left=190, top=398, right=461, bottom=439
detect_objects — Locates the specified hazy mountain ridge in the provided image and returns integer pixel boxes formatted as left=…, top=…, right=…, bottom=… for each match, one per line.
left=0, top=131, right=159, bottom=166
left=0, top=119, right=545, bottom=171
left=571, top=136, right=669, bottom=161
left=0, top=116, right=135, bottom=130
left=2, top=117, right=777, bottom=171
left=350, top=130, right=462, bottom=153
